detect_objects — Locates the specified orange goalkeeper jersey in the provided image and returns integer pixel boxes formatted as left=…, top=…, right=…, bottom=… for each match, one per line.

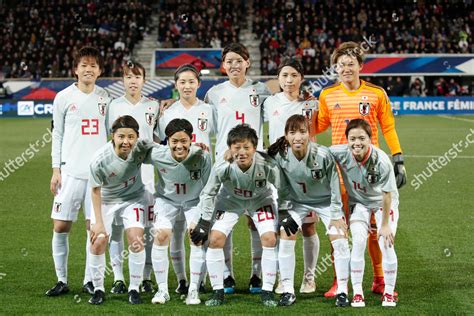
left=314, top=80, right=402, bottom=155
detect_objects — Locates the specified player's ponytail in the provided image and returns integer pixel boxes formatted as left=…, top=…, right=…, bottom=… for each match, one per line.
left=267, top=136, right=288, bottom=157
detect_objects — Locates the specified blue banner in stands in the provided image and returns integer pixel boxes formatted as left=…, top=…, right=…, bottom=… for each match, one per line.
left=390, top=97, right=474, bottom=115
left=155, top=49, right=222, bottom=70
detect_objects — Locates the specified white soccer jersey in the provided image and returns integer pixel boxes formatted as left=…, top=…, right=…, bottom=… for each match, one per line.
left=51, top=84, right=110, bottom=179
left=205, top=79, right=271, bottom=161
left=158, top=99, right=215, bottom=150
left=89, top=141, right=149, bottom=203
left=274, top=142, right=343, bottom=219
left=108, top=95, right=160, bottom=190
left=263, top=92, right=318, bottom=144
left=145, top=145, right=212, bottom=207
left=198, top=152, right=281, bottom=221
left=330, top=144, right=398, bottom=208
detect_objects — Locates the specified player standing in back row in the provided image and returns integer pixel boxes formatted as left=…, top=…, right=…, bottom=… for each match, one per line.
left=47, top=46, right=110, bottom=297
left=204, top=43, right=271, bottom=294
left=312, top=41, right=406, bottom=297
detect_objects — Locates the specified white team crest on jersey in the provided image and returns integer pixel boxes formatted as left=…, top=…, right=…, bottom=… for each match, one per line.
left=311, top=169, right=323, bottom=180
left=255, top=179, right=266, bottom=187
left=145, top=112, right=155, bottom=126
left=249, top=94, right=260, bottom=107
left=302, top=108, right=312, bottom=119
left=53, top=202, right=62, bottom=213
left=190, top=169, right=201, bottom=180
left=98, top=101, right=106, bottom=116
left=198, top=118, right=208, bottom=131
left=359, top=102, right=370, bottom=116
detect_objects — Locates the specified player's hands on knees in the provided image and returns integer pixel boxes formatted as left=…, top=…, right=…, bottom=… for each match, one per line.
left=50, top=168, right=61, bottom=195
left=378, top=224, right=394, bottom=249
left=329, top=218, right=348, bottom=237
left=279, top=213, right=299, bottom=237
left=392, top=153, right=406, bottom=188
left=190, top=218, right=211, bottom=245
left=90, top=223, right=107, bottom=245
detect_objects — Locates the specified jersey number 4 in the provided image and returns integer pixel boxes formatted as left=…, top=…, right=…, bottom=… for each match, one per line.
left=81, top=119, right=99, bottom=135
left=235, top=111, right=245, bottom=124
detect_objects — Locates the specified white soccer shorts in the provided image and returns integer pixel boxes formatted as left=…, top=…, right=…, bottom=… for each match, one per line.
left=50, top=173, right=92, bottom=222
left=288, top=202, right=342, bottom=235
left=153, top=197, right=200, bottom=230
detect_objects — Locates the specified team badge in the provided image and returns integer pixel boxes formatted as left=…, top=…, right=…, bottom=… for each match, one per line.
left=53, top=202, right=62, bottom=213
left=366, top=166, right=380, bottom=184
left=190, top=169, right=201, bottom=180
left=249, top=94, right=260, bottom=107
left=255, top=179, right=266, bottom=187
left=359, top=102, right=370, bottom=116
left=145, top=112, right=155, bottom=126
left=98, top=97, right=106, bottom=116
left=311, top=169, right=323, bottom=180
left=302, top=108, right=312, bottom=119
left=198, top=118, right=208, bottom=131
left=216, top=210, right=225, bottom=220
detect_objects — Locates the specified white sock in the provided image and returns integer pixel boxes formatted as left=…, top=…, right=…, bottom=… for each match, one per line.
left=278, top=239, right=296, bottom=294
left=206, top=248, right=224, bottom=290
left=379, top=237, right=398, bottom=295
left=303, top=234, right=319, bottom=280
left=223, top=231, right=233, bottom=278
left=261, top=246, right=277, bottom=292
left=109, top=224, right=124, bottom=282
left=350, top=222, right=368, bottom=295
left=250, top=228, right=262, bottom=277
left=143, top=227, right=153, bottom=280
left=90, top=253, right=106, bottom=292
left=52, top=231, right=69, bottom=283
left=83, top=230, right=92, bottom=284
left=190, top=245, right=206, bottom=289
left=152, top=244, right=169, bottom=291
left=129, top=250, right=146, bottom=291
left=170, top=220, right=187, bottom=282
left=331, top=238, right=350, bottom=294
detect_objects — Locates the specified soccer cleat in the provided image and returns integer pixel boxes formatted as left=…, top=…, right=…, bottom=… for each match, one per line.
left=185, top=287, right=201, bottom=305
left=335, top=293, right=350, bottom=307
left=82, top=281, right=94, bottom=295
left=223, top=276, right=235, bottom=294
left=275, top=279, right=284, bottom=294
left=324, top=278, right=338, bottom=298
left=45, top=281, right=69, bottom=297
left=205, top=289, right=225, bottom=306
left=110, top=280, right=127, bottom=294
left=382, top=293, right=397, bottom=307
left=140, top=279, right=155, bottom=293
left=128, top=290, right=142, bottom=304
left=151, top=288, right=170, bottom=304
left=299, top=277, right=316, bottom=294
left=351, top=294, right=365, bottom=307
left=278, top=292, right=296, bottom=306
left=261, top=290, right=278, bottom=307
left=175, top=279, right=188, bottom=294
left=371, top=277, right=385, bottom=294
left=88, top=290, right=105, bottom=305
left=249, top=274, right=262, bottom=294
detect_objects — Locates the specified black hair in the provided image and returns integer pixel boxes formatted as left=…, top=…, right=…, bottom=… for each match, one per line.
left=227, top=124, right=258, bottom=148
left=165, top=118, right=193, bottom=139
left=123, top=61, right=146, bottom=79
left=277, top=57, right=304, bottom=78
left=222, top=42, right=250, bottom=62
left=345, top=118, right=372, bottom=139
left=111, top=115, right=139, bottom=135
left=73, top=46, right=104, bottom=76
left=268, top=114, right=309, bottom=157
left=174, top=64, right=201, bottom=83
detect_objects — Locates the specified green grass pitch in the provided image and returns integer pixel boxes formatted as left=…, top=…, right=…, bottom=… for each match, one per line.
left=0, top=116, right=473, bottom=314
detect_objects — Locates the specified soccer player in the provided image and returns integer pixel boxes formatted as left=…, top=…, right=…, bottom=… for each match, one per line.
left=330, top=119, right=399, bottom=307
left=107, top=61, right=160, bottom=295
left=264, top=58, right=319, bottom=294
left=312, top=41, right=406, bottom=297
left=148, top=119, right=212, bottom=305
left=268, top=114, right=351, bottom=307
left=88, top=115, right=150, bottom=305
left=190, top=124, right=279, bottom=307
left=157, top=64, right=215, bottom=294
left=47, top=46, right=110, bottom=297
left=204, top=42, right=272, bottom=294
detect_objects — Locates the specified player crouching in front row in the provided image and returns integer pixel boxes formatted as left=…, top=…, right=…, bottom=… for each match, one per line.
left=191, top=124, right=280, bottom=307
left=145, top=119, right=212, bottom=305
left=330, top=119, right=399, bottom=307
left=268, top=115, right=351, bottom=307
left=88, top=115, right=152, bottom=305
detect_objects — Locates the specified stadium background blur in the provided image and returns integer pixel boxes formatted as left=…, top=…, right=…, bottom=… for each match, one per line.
left=0, top=0, right=473, bottom=314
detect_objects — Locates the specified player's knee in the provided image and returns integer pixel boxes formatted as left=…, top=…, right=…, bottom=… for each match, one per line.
left=209, top=231, right=226, bottom=248
left=91, top=238, right=107, bottom=254
left=154, top=228, right=171, bottom=246
left=301, top=222, right=315, bottom=236
left=53, top=220, right=71, bottom=233
left=260, top=232, right=276, bottom=247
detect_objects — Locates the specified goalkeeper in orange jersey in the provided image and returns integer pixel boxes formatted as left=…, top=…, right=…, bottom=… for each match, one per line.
left=311, top=41, right=406, bottom=297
